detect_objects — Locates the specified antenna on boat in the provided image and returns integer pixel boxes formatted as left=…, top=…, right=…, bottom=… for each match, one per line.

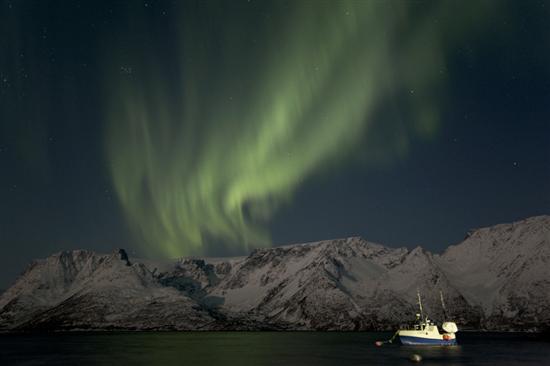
left=439, top=290, right=448, bottom=320
left=416, top=289, right=424, bottom=320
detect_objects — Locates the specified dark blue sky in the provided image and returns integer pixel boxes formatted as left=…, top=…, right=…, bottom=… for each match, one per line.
left=1, top=0, right=549, bottom=288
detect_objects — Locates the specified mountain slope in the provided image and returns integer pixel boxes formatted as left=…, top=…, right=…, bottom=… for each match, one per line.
left=437, top=215, right=550, bottom=330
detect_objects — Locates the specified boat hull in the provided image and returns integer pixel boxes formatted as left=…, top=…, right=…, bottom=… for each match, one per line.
left=399, top=335, right=457, bottom=346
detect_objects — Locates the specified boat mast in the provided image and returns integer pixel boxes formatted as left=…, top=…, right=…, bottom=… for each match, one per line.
left=417, top=289, right=424, bottom=321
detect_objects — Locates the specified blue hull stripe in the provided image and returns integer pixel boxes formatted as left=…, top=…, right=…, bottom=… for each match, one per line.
left=399, top=336, right=457, bottom=346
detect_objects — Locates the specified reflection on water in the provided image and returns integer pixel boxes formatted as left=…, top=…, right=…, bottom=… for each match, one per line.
left=0, top=332, right=548, bottom=366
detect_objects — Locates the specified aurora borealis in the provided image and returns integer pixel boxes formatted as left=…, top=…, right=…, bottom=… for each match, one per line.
left=1, top=1, right=549, bottom=287
left=106, top=1, right=491, bottom=257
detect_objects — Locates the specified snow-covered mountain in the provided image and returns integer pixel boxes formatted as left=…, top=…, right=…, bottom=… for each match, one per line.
left=1, top=216, right=548, bottom=331
left=0, top=250, right=215, bottom=331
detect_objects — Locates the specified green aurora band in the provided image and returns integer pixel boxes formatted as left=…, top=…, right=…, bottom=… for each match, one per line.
left=106, top=1, right=493, bottom=257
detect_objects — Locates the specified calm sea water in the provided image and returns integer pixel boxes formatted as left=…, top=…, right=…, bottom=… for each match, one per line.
left=1, top=332, right=549, bottom=366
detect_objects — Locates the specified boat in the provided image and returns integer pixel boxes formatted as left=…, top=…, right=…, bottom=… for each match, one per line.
left=396, top=290, right=458, bottom=346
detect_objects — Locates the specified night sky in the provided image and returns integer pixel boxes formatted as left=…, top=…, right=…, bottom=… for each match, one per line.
left=1, top=0, right=549, bottom=289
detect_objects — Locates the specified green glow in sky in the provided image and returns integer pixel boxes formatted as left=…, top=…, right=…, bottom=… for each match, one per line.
left=106, top=1, right=491, bottom=257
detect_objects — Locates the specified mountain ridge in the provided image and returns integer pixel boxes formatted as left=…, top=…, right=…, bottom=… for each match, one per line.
left=1, top=215, right=548, bottom=331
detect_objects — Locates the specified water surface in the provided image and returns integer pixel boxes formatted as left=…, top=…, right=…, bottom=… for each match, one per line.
left=1, top=332, right=548, bottom=365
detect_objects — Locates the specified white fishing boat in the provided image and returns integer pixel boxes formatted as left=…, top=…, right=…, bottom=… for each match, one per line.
left=397, top=291, right=458, bottom=346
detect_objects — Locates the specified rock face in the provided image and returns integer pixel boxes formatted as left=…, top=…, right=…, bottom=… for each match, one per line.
left=0, top=216, right=548, bottom=331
